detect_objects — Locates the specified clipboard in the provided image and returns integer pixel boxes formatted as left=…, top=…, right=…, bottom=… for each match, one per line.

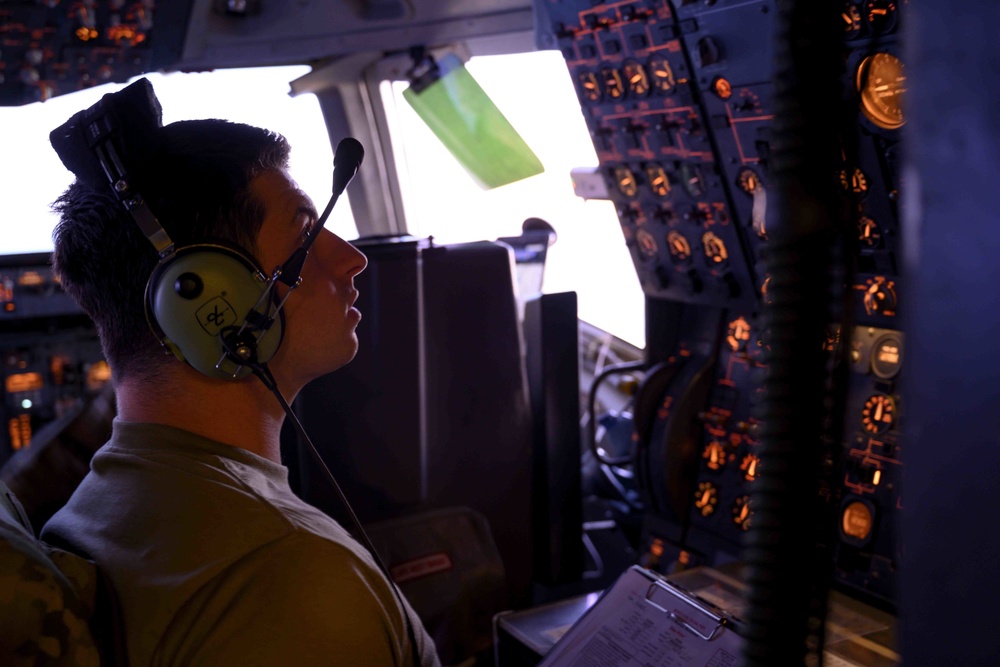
left=538, top=565, right=745, bottom=666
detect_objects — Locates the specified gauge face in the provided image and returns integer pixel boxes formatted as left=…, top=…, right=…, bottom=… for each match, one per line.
left=645, top=164, right=671, bottom=197
left=857, top=53, right=907, bottom=130
left=694, top=482, right=719, bottom=517
left=843, top=2, right=862, bottom=38
left=702, top=231, right=729, bottom=265
left=712, top=76, right=732, bottom=100
left=667, top=231, right=692, bottom=264
left=703, top=441, right=727, bottom=471
left=623, top=60, right=650, bottom=97
left=601, top=66, right=625, bottom=100
left=736, top=167, right=761, bottom=194
left=871, top=334, right=903, bottom=379
left=732, top=496, right=752, bottom=531
left=862, top=278, right=897, bottom=316
left=578, top=70, right=601, bottom=102
left=861, top=393, right=896, bottom=434
left=858, top=216, right=882, bottom=248
left=613, top=166, right=638, bottom=198
left=864, top=0, right=898, bottom=33
left=740, top=453, right=760, bottom=481
left=635, top=229, right=658, bottom=261
left=842, top=500, right=875, bottom=542
left=648, top=55, right=675, bottom=93
left=727, top=316, right=751, bottom=351
left=681, top=163, right=705, bottom=198
left=839, top=167, right=869, bottom=196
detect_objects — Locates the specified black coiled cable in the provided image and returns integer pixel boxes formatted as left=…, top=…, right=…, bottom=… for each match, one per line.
left=742, top=1, right=854, bottom=665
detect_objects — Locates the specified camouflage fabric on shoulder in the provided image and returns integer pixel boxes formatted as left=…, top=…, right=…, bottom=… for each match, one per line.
left=1, top=482, right=102, bottom=666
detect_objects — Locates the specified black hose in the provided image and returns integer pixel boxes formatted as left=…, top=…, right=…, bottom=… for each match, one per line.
left=741, top=1, right=852, bottom=665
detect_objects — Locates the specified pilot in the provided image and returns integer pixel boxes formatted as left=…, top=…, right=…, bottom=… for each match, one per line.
left=39, top=81, right=441, bottom=666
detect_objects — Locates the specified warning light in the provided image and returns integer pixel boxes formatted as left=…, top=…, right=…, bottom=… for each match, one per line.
left=872, top=469, right=882, bottom=485
left=75, top=26, right=99, bottom=41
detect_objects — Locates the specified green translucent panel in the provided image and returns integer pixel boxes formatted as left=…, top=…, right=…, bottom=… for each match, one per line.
left=403, top=54, right=544, bottom=190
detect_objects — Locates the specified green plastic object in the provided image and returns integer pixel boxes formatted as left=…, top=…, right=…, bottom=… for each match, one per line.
left=403, top=54, right=544, bottom=189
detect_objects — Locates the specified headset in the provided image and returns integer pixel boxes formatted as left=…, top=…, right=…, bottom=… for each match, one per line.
left=49, top=77, right=363, bottom=381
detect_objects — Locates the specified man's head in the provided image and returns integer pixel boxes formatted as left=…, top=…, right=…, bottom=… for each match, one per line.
left=52, top=118, right=291, bottom=382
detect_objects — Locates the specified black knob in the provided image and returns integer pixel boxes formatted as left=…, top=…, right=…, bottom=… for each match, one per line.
left=174, top=272, right=204, bottom=300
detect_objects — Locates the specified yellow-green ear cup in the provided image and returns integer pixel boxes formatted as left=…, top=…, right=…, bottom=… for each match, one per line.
left=146, top=244, right=284, bottom=379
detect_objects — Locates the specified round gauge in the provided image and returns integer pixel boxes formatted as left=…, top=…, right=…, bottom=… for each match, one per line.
left=839, top=167, right=869, bottom=196
left=601, top=67, right=625, bottom=100
left=864, top=0, right=898, bottom=33
left=858, top=216, right=882, bottom=248
left=667, top=231, right=692, bottom=264
left=635, top=228, right=659, bottom=261
left=613, top=166, right=638, bottom=198
left=712, top=76, right=732, bottom=100
left=681, top=163, right=705, bottom=198
left=702, top=231, right=729, bottom=265
left=648, top=54, right=675, bottom=93
left=703, top=441, right=727, bottom=471
left=843, top=3, right=862, bottom=39
left=740, top=453, right=759, bottom=482
left=871, top=334, right=903, bottom=379
left=857, top=53, right=907, bottom=130
left=623, top=60, right=650, bottom=97
left=736, top=167, right=761, bottom=195
left=694, top=482, right=719, bottom=517
left=727, top=316, right=751, bottom=351
left=862, top=278, right=897, bottom=316
left=732, top=496, right=752, bottom=531
left=645, top=164, right=672, bottom=197
left=861, top=393, right=895, bottom=434
left=841, top=499, right=875, bottom=544
left=578, top=70, right=601, bottom=102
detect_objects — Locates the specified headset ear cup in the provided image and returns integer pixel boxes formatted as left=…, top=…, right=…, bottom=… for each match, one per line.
left=145, top=244, right=284, bottom=379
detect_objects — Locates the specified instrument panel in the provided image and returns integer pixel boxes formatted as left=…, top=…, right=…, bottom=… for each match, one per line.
left=540, top=0, right=906, bottom=609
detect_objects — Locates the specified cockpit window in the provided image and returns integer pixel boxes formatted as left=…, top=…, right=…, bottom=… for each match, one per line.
left=382, top=50, right=645, bottom=348
left=0, top=66, right=357, bottom=256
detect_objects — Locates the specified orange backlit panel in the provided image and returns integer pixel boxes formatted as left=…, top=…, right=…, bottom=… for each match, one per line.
left=5, top=372, right=44, bottom=393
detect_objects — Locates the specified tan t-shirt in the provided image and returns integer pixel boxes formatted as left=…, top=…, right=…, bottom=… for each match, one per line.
left=41, top=419, right=440, bottom=667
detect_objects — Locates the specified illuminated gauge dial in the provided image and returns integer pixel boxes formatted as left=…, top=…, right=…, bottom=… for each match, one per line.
left=727, top=316, right=751, bottom=352
left=703, top=441, right=727, bottom=471
left=613, top=166, right=639, bottom=198
left=839, top=167, right=869, bottom=196
left=635, top=228, right=659, bottom=261
left=736, top=167, right=761, bottom=194
left=841, top=499, right=875, bottom=544
left=861, top=393, right=896, bottom=434
left=740, top=453, right=760, bottom=482
left=712, top=76, right=732, bottom=100
left=623, top=60, right=650, bottom=97
left=601, top=66, right=625, bottom=100
left=871, top=334, right=903, bottom=379
left=858, top=216, right=882, bottom=248
left=667, top=231, right=692, bottom=264
left=862, top=278, right=897, bottom=316
left=702, top=231, right=729, bottom=265
left=645, top=164, right=671, bottom=197
left=578, top=70, right=602, bottom=102
left=857, top=52, right=907, bottom=130
left=842, top=2, right=863, bottom=39
left=864, top=0, right=898, bottom=33
left=681, top=163, right=705, bottom=198
left=648, top=54, right=675, bottom=93
left=694, top=482, right=719, bottom=517
left=732, top=496, right=752, bottom=531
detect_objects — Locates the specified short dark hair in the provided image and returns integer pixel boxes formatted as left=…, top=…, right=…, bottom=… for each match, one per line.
left=52, top=118, right=291, bottom=381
